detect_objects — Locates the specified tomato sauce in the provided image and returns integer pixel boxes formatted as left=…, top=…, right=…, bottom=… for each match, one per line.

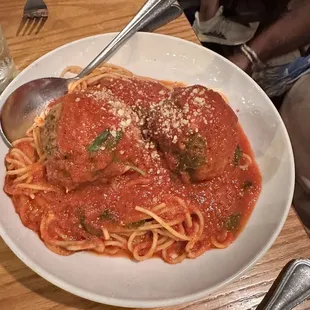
left=4, top=77, right=262, bottom=259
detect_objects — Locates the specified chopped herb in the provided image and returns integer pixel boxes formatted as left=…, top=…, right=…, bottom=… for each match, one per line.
left=41, top=103, right=62, bottom=157
left=126, top=219, right=146, bottom=229
left=106, top=130, right=123, bottom=150
left=225, top=213, right=241, bottom=231
left=243, top=180, right=253, bottom=190
left=179, top=153, right=204, bottom=170
left=88, top=129, right=123, bottom=153
left=80, top=215, right=103, bottom=236
left=178, top=133, right=206, bottom=172
left=233, top=145, right=243, bottom=166
left=88, top=129, right=110, bottom=153
left=99, top=209, right=114, bottom=221
left=187, top=133, right=205, bottom=150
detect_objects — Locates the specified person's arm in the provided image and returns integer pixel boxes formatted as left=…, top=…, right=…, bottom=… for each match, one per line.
left=229, top=1, right=310, bottom=72
left=199, top=0, right=219, bottom=22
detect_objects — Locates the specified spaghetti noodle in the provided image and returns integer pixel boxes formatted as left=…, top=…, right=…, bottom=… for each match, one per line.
left=4, top=63, right=261, bottom=263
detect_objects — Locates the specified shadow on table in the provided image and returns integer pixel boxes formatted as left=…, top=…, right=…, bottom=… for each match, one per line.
left=0, top=243, right=127, bottom=309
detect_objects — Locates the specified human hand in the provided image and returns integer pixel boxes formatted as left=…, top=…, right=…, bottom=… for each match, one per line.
left=228, top=52, right=252, bottom=74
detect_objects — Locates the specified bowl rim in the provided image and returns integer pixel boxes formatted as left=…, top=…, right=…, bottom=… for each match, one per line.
left=0, top=32, right=295, bottom=308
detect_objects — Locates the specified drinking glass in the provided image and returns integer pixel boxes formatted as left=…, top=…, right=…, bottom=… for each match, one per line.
left=0, top=26, right=17, bottom=93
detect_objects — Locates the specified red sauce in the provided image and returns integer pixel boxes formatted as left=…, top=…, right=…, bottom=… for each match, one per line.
left=4, top=77, right=262, bottom=261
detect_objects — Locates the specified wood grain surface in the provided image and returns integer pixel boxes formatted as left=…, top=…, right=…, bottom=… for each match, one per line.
left=0, top=1, right=309, bottom=309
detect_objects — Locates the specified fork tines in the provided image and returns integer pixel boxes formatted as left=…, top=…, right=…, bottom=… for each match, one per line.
left=17, top=3, right=48, bottom=36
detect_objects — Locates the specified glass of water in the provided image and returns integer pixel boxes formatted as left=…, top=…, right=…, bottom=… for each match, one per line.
left=0, top=26, right=17, bottom=93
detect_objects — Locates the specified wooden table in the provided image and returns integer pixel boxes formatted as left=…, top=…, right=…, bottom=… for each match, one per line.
left=0, top=1, right=309, bottom=309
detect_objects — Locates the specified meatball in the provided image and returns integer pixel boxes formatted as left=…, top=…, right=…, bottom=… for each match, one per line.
left=41, top=90, right=145, bottom=190
left=147, top=85, right=238, bottom=182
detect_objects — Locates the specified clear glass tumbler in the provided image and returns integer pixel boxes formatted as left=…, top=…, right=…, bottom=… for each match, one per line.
left=0, top=26, right=17, bottom=93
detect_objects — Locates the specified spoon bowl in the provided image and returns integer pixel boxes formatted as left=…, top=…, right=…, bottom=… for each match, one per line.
left=0, top=77, right=70, bottom=144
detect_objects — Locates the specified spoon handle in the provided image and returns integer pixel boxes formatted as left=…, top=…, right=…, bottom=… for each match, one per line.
left=256, top=259, right=310, bottom=310
left=77, top=0, right=177, bottom=78
left=140, top=3, right=182, bottom=33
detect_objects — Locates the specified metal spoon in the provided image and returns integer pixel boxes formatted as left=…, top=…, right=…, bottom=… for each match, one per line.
left=0, top=0, right=176, bottom=145
left=256, top=259, right=310, bottom=309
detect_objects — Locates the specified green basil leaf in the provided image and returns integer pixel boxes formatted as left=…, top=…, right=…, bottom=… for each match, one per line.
left=233, top=145, right=243, bottom=166
left=178, top=133, right=206, bottom=171
left=88, top=129, right=123, bottom=153
left=125, top=219, right=146, bottom=229
left=99, top=209, right=113, bottom=221
left=106, top=130, right=123, bottom=150
left=88, top=129, right=110, bottom=153
left=80, top=215, right=103, bottom=237
left=225, top=213, right=241, bottom=231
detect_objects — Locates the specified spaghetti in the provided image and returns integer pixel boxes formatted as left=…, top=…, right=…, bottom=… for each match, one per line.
left=4, top=63, right=261, bottom=263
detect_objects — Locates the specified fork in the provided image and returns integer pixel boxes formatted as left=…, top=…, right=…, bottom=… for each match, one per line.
left=17, top=0, right=48, bottom=36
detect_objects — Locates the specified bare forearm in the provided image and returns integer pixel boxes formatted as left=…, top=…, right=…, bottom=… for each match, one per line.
left=199, top=0, right=219, bottom=22
left=249, top=2, right=310, bottom=62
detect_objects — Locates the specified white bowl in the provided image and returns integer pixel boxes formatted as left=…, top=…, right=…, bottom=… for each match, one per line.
left=0, top=33, right=294, bottom=307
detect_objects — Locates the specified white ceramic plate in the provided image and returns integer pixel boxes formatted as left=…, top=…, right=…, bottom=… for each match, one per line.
left=0, top=33, right=294, bottom=307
